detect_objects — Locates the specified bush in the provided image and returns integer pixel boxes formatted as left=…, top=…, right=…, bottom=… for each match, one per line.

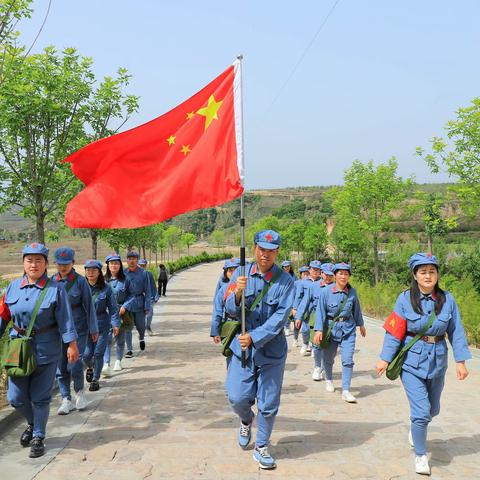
left=166, top=251, right=234, bottom=275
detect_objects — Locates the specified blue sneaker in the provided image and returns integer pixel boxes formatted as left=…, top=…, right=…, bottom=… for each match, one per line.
left=253, top=445, right=276, bottom=469
left=238, top=421, right=252, bottom=449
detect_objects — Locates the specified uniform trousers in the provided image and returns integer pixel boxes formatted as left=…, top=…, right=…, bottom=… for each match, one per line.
left=57, top=332, right=88, bottom=399
left=104, top=328, right=126, bottom=364
left=323, top=329, right=356, bottom=391
left=226, top=353, right=286, bottom=447
left=83, top=328, right=109, bottom=381
left=8, top=362, right=57, bottom=438
left=301, top=320, right=310, bottom=345
left=146, top=306, right=154, bottom=329
left=313, top=345, right=324, bottom=370
left=125, top=311, right=146, bottom=351
left=401, top=369, right=445, bottom=456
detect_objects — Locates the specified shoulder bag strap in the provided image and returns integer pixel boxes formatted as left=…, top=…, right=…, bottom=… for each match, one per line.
left=397, top=310, right=436, bottom=356
left=248, top=268, right=283, bottom=313
left=25, top=279, right=51, bottom=337
left=65, top=272, right=78, bottom=293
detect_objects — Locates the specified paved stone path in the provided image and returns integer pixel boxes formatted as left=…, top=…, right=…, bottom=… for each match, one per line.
left=0, top=261, right=479, bottom=479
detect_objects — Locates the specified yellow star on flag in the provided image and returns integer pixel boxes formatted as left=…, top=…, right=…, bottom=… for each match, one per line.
left=180, top=145, right=191, bottom=156
left=197, top=95, right=223, bottom=130
left=167, top=135, right=176, bottom=146
left=186, top=111, right=195, bottom=120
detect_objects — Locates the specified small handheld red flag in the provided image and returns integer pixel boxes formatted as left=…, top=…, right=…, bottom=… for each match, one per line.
left=64, top=61, right=244, bottom=228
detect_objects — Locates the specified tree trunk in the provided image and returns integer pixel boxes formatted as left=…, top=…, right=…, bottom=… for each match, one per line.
left=142, top=245, right=146, bottom=259
left=35, top=214, right=45, bottom=244
left=373, top=234, right=379, bottom=286
left=90, top=229, right=98, bottom=259
left=427, top=234, right=433, bottom=254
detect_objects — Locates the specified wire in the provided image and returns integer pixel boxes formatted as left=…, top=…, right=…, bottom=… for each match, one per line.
left=24, top=0, right=52, bottom=57
left=260, top=0, right=342, bottom=120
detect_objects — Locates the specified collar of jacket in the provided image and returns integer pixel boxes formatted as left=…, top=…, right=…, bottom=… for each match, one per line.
left=20, top=273, right=48, bottom=289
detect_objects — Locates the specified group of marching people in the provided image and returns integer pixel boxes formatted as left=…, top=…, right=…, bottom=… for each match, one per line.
left=0, top=243, right=166, bottom=458
left=211, top=229, right=471, bottom=476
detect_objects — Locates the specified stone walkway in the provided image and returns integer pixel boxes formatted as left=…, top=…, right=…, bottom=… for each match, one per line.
left=0, top=261, right=479, bottom=479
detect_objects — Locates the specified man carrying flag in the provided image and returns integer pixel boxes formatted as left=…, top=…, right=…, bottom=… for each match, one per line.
left=224, top=230, right=294, bottom=469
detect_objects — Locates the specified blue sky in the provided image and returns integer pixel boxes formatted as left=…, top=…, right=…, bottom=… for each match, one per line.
left=20, top=1, right=480, bottom=189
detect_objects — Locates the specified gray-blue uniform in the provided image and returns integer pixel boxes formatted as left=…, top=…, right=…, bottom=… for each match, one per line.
left=379, top=253, right=471, bottom=456
left=314, top=263, right=364, bottom=391
left=124, top=252, right=151, bottom=352
left=139, top=259, right=157, bottom=331
left=52, top=247, right=97, bottom=401
left=225, top=241, right=294, bottom=448
left=0, top=244, right=77, bottom=441
left=83, top=259, right=119, bottom=382
left=291, top=266, right=309, bottom=341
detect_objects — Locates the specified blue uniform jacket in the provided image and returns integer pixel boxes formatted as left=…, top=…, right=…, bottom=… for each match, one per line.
left=123, top=267, right=151, bottom=312
left=145, top=269, right=157, bottom=302
left=1, top=274, right=77, bottom=365
left=314, top=283, right=364, bottom=340
left=52, top=269, right=98, bottom=335
left=380, top=290, right=471, bottom=379
left=210, top=280, right=230, bottom=337
left=225, top=263, right=294, bottom=364
left=107, top=277, right=132, bottom=307
left=294, top=278, right=320, bottom=321
left=90, top=283, right=120, bottom=332
left=292, top=278, right=306, bottom=310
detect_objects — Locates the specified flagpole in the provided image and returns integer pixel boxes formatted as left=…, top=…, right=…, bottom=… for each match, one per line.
left=236, top=54, right=247, bottom=368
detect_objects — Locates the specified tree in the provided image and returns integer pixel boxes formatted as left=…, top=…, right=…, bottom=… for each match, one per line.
left=327, top=158, right=412, bottom=285
left=417, top=97, right=480, bottom=217
left=303, top=221, right=328, bottom=261
left=282, top=222, right=304, bottom=265
left=0, top=46, right=138, bottom=243
left=164, top=225, right=182, bottom=260
left=181, top=232, right=196, bottom=255
left=210, top=229, right=225, bottom=249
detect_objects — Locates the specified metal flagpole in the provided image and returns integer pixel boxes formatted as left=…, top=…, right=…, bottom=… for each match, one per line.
left=236, top=54, right=247, bottom=368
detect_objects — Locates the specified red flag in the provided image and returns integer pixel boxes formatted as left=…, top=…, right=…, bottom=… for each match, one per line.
left=64, top=61, right=244, bottom=228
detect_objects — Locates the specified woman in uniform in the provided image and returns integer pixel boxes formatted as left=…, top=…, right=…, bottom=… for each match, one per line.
left=0, top=243, right=78, bottom=458
left=82, top=260, right=120, bottom=391
left=52, top=247, right=98, bottom=415
left=376, top=253, right=470, bottom=476
left=313, top=262, right=366, bottom=403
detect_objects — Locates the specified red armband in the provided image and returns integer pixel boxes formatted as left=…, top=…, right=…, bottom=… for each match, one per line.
left=0, top=294, right=11, bottom=323
left=224, top=283, right=237, bottom=301
left=383, top=311, right=406, bottom=341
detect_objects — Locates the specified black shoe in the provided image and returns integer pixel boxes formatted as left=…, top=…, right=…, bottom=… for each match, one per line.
left=139, top=339, right=145, bottom=351
left=20, top=425, right=33, bottom=447
left=125, top=351, right=133, bottom=358
left=29, top=437, right=45, bottom=458
left=85, top=368, right=93, bottom=383
left=89, top=380, right=100, bottom=391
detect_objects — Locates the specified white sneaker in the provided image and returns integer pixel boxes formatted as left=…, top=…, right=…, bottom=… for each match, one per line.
left=292, top=338, right=299, bottom=348
left=341, top=390, right=357, bottom=403
left=312, top=366, right=324, bottom=381
left=409, top=429, right=414, bottom=449
left=300, top=344, right=310, bottom=356
left=113, top=360, right=122, bottom=371
left=415, top=455, right=430, bottom=475
left=101, top=363, right=111, bottom=378
left=325, top=380, right=335, bottom=392
left=75, top=389, right=88, bottom=411
left=57, top=397, right=74, bottom=415
left=284, top=326, right=291, bottom=336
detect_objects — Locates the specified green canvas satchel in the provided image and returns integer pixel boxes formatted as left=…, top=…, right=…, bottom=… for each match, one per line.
left=386, top=311, right=436, bottom=381
left=315, top=293, right=350, bottom=349
left=2, top=280, right=50, bottom=377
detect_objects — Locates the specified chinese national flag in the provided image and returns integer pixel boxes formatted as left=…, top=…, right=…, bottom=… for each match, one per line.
left=64, top=61, right=244, bottom=228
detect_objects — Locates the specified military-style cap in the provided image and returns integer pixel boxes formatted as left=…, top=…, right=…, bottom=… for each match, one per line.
left=126, top=251, right=140, bottom=258
left=138, top=259, right=148, bottom=266
left=54, top=247, right=75, bottom=265
left=408, top=252, right=439, bottom=271
left=22, top=243, right=49, bottom=258
left=84, top=259, right=103, bottom=270
left=333, top=262, right=352, bottom=274
left=254, top=230, right=281, bottom=250
left=105, top=253, right=121, bottom=263
left=281, top=260, right=291, bottom=267
left=309, top=260, right=322, bottom=269
left=321, top=262, right=335, bottom=276
left=299, top=265, right=309, bottom=273
left=224, top=258, right=240, bottom=269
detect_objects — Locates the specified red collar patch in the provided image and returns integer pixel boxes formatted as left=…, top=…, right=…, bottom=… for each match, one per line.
left=251, top=264, right=257, bottom=275
left=36, top=275, right=48, bottom=289
left=20, top=276, right=28, bottom=288
left=264, top=270, right=273, bottom=282
left=333, top=285, right=349, bottom=294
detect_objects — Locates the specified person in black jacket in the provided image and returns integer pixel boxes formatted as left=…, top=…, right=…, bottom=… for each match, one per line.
left=157, top=264, right=168, bottom=297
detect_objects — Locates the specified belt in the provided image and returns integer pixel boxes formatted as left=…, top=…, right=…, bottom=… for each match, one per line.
left=12, top=324, right=56, bottom=337
left=407, top=332, right=445, bottom=344
left=71, top=304, right=82, bottom=309
left=327, top=316, right=348, bottom=322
